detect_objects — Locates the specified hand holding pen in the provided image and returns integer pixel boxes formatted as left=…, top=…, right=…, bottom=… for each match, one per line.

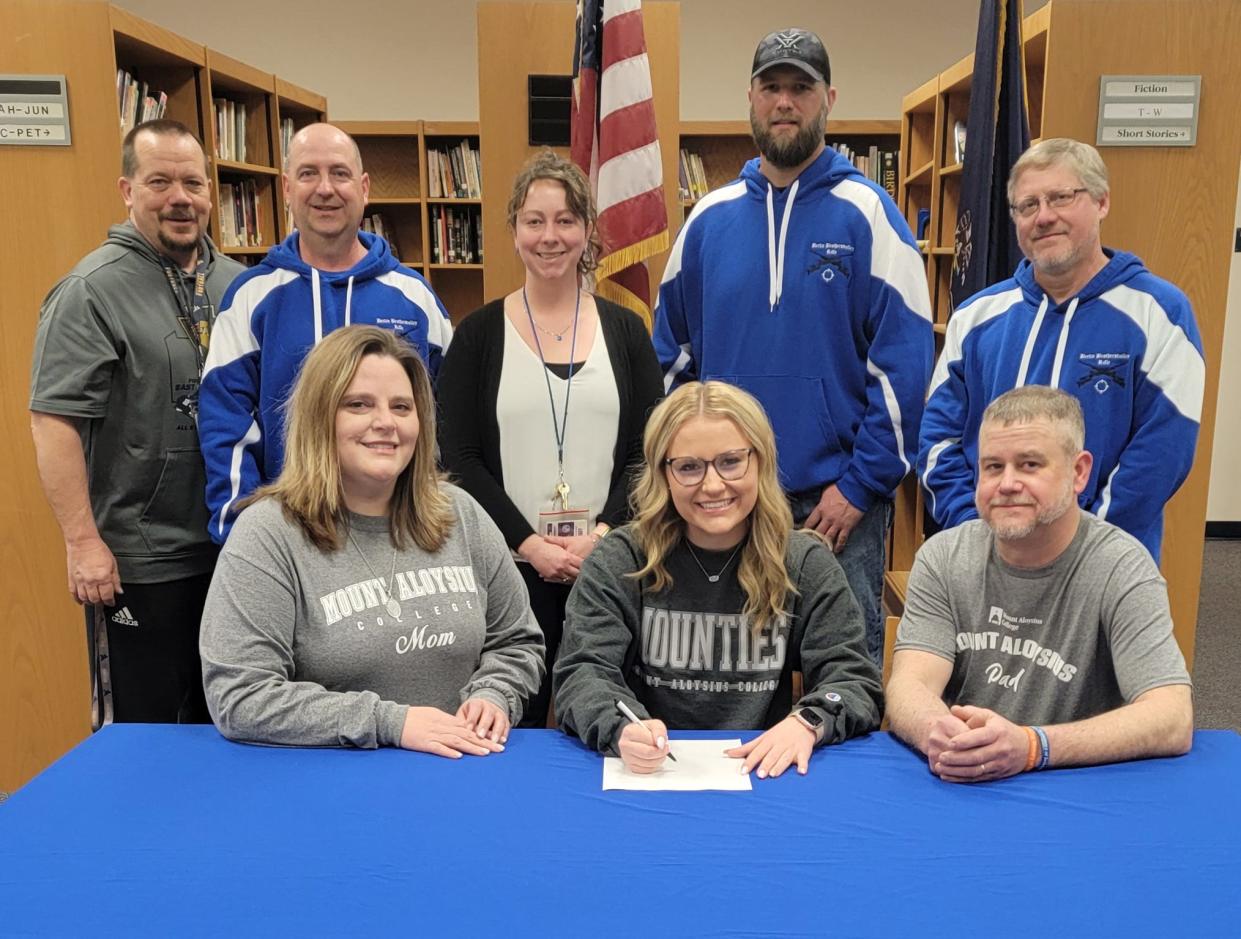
left=615, top=700, right=677, bottom=774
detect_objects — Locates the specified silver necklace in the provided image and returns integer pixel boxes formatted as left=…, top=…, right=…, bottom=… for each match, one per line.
left=531, top=316, right=575, bottom=342
left=685, top=540, right=743, bottom=583
left=347, top=528, right=402, bottom=620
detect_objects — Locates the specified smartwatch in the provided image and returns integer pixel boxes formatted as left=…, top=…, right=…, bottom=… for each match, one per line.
left=792, top=707, right=826, bottom=744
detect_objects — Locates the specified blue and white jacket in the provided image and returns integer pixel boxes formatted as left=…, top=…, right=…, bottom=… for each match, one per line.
left=199, top=231, right=452, bottom=543
left=918, top=250, right=1204, bottom=561
left=653, top=149, right=933, bottom=508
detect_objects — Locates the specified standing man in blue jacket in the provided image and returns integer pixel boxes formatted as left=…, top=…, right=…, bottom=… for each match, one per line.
left=917, top=139, right=1204, bottom=561
left=199, top=123, right=452, bottom=542
left=653, top=28, right=934, bottom=666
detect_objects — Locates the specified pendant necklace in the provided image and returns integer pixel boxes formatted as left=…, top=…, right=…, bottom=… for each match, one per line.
left=347, top=528, right=402, bottom=619
left=532, top=317, right=574, bottom=342
left=685, top=540, right=744, bottom=584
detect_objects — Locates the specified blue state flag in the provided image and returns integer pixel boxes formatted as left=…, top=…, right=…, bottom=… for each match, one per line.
left=951, top=0, right=1031, bottom=310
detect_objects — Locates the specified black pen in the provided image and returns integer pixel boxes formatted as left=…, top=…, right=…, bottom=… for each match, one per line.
left=615, top=699, right=677, bottom=762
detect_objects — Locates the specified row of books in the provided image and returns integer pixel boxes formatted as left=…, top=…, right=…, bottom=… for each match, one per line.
left=213, top=98, right=248, bottom=163
left=280, top=118, right=296, bottom=234
left=361, top=213, right=403, bottom=263
left=677, top=149, right=711, bottom=201
left=218, top=179, right=265, bottom=248
left=115, top=71, right=167, bottom=136
left=429, top=205, right=482, bottom=264
left=831, top=143, right=899, bottom=200
left=427, top=141, right=482, bottom=199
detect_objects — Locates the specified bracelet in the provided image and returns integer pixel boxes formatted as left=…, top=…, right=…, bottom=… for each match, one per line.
left=1023, top=726, right=1039, bottom=772
left=1031, top=725, right=1050, bottom=770
left=590, top=524, right=611, bottom=544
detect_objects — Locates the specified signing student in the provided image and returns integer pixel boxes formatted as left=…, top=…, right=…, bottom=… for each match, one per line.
left=554, top=381, right=882, bottom=779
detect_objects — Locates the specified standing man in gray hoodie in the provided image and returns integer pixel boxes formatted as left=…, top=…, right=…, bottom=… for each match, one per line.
left=30, top=119, right=244, bottom=727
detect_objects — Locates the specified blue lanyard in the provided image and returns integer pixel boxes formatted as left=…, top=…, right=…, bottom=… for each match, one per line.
left=523, top=285, right=581, bottom=479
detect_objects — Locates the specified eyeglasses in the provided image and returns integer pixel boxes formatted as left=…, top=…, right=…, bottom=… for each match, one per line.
left=1009, top=187, right=1089, bottom=219
left=664, top=448, right=753, bottom=486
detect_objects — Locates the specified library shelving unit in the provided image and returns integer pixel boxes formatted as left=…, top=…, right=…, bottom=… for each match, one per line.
left=422, top=121, right=485, bottom=323
left=678, top=119, right=901, bottom=216
left=890, top=0, right=1241, bottom=668
left=110, top=5, right=205, bottom=139
left=202, top=51, right=280, bottom=259
left=109, top=9, right=326, bottom=261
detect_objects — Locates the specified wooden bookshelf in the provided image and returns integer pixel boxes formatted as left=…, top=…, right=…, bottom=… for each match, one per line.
left=677, top=119, right=901, bottom=215
left=891, top=0, right=1241, bottom=669
left=203, top=51, right=280, bottom=256
left=422, top=121, right=484, bottom=319
left=110, top=5, right=205, bottom=140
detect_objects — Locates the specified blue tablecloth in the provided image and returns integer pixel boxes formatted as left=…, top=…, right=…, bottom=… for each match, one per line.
left=1, top=726, right=1238, bottom=937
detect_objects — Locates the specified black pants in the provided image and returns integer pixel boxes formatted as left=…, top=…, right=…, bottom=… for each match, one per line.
left=516, top=564, right=571, bottom=728
left=86, top=572, right=214, bottom=728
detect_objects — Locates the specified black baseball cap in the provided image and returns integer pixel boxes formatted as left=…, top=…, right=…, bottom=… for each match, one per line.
left=750, top=28, right=830, bottom=85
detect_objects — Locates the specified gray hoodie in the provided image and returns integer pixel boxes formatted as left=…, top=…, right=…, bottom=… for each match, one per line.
left=30, top=222, right=244, bottom=582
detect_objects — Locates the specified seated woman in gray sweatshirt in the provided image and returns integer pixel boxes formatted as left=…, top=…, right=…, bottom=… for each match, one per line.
left=200, top=325, right=544, bottom=755
left=553, top=381, right=882, bottom=779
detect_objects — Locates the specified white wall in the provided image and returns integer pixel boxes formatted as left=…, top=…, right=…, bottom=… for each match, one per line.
left=1207, top=168, right=1241, bottom=523
left=112, top=0, right=1000, bottom=121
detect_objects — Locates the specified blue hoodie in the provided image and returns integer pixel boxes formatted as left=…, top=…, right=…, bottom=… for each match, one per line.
left=918, top=250, right=1204, bottom=561
left=653, top=149, right=933, bottom=509
left=199, top=231, right=452, bottom=542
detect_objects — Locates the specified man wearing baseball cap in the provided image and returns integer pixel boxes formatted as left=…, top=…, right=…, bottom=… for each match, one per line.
left=653, top=28, right=933, bottom=666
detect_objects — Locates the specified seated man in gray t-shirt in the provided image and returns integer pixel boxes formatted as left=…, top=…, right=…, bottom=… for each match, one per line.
left=887, top=386, right=1192, bottom=782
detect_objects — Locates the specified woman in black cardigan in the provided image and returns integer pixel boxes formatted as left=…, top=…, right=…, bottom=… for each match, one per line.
left=437, top=151, right=663, bottom=726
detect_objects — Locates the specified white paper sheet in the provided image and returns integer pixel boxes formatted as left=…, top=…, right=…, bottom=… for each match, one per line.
left=601, top=738, right=753, bottom=791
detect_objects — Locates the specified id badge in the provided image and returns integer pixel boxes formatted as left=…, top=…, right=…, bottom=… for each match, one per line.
left=539, top=507, right=590, bottom=538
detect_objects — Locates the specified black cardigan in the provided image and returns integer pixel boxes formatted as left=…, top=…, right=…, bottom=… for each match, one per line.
left=437, top=296, right=664, bottom=551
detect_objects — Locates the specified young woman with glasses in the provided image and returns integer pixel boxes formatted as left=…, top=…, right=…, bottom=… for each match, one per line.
left=553, top=381, right=882, bottom=779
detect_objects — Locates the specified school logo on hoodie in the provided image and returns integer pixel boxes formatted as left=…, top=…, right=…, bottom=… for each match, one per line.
left=1076, top=352, right=1131, bottom=395
left=807, top=241, right=853, bottom=284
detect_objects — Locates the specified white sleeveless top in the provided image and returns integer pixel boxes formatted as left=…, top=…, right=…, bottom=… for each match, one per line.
left=496, top=314, right=620, bottom=553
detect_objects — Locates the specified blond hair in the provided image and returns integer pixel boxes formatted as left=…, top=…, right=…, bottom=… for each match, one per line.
left=245, top=325, right=454, bottom=551
left=629, top=381, right=795, bottom=631
left=1008, top=137, right=1109, bottom=203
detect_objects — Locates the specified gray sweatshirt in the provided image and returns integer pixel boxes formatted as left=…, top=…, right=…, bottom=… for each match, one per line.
left=553, top=528, right=883, bottom=753
left=200, top=486, right=545, bottom=748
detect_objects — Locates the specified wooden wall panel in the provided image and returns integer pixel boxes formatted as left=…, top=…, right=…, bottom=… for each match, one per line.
left=0, top=0, right=126, bottom=791
left=477, top=1, right=680, bottom=305
left=1039, top=0, right=1241, bottom=666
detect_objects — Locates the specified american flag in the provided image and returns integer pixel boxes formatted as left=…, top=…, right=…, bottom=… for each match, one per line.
left=571, top=0, right=669, bottom=327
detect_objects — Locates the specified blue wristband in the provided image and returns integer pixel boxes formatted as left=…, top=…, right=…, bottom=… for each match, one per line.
left=1031, top=725, right=1050, bottom=770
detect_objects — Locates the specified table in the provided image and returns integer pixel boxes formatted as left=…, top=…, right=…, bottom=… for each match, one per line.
left=1, top=727, right=1238, bottom=936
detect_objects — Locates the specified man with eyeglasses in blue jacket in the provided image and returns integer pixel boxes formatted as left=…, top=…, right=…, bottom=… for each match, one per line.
left=918, top=138, right=1204, bottom=562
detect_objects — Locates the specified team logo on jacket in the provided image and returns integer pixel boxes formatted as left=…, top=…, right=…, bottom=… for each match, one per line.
left=807, top=242, right=853, bottom=284
left=377, top=317, right=421, bottom=343
left=1077, top=352, right=1130, bottom=395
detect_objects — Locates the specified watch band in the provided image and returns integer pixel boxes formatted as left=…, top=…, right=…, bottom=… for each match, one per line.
left=793, top=707, right=826, bottom=744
